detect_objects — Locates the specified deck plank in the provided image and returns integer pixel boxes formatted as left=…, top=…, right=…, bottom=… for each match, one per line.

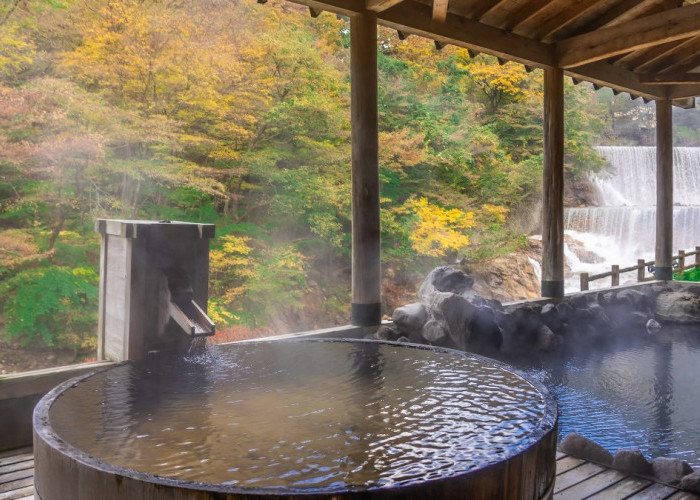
left=586, top=475, right=654, bottom=499
left=0, top=455, right=31, bottom=470
left=666, top=492, right=700, bottom=500
left=556, top=455, right=587, bottom=475
left=0, top=461, right=33, bottom=476
left=0, top=468, right=33, bottom=486
left=630, top=482, right=684, bottom=499
left=554, top=468, right=628, bottom=499
left=554, top=462, right=607, bottom=493
left=0, top=485, right=34, bottom=500
left=0, top=478, right=33, bottom=495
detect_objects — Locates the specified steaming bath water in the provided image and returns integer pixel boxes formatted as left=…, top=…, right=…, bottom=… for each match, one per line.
left=44, top=340, right=554, bottom=494
left=511, top=328, right=700, bottom=467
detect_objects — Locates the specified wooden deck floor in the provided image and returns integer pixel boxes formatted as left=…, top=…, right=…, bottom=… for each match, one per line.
left=2, top=448, right=700, bottom=499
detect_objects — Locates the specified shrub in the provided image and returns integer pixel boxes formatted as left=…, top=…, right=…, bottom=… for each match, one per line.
left=0, top=266, right=98, bottom=352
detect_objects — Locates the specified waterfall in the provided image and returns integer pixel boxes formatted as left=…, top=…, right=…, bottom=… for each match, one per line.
left=563, top=146, right=700, bottom=291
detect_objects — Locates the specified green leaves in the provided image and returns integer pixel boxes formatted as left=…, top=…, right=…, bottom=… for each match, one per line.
left=1, top=266, right=98, bottom=349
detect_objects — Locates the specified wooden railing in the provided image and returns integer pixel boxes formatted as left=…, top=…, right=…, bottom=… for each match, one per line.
left=579, top=246, right=700, bottom=291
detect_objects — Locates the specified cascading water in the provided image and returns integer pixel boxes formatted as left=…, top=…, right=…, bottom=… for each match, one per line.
left=563, top=146, right=700, bottom=291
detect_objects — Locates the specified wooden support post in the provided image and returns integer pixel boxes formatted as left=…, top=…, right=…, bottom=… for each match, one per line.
left=679, top=249, right=686, bottom=272
left=580, top=273, right=589, bottom=291
left=541, top=67, right=565, bottom=298
left=612, top=264, right=620, bottom=286
left=696, top=246, right=700, bottom=267
left=638, top=259, right=646, bottom=282
left=350, top=11, right=381, bottom=326
left=655, top=99, right=673, bottom=281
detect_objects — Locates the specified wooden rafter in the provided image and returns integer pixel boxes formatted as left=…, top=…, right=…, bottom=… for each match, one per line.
left=578, top=0, right=664, bottom=32
left=662, top=50, right=700, bottom=74
left=366, top=0, right=404, bottom=13
left=639, top=72, right=700, bottom=84
left=468, top=0, right=511, bottom=21
left=479, top=0, right=530, bottom=27
left=557, top=3, right=700, bottom=68
left=378, top=0, right=556, bottom=67
left=432, top=0, right=449, bottom=22
left=532, top=0, right=602, bottom=41
left=614, top=41, right=681, bottom=71
left=505, top=0, right=561, bottom=31
left=636, top=34, right=700, bottom=73
left=566, top=61, right=669, bottom=100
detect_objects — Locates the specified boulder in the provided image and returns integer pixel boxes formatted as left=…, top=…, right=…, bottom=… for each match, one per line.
left=560, top=432, right=613, bottom=465
left=535, top=325, right=557, bottom=352
left=646, top=318, right=662, bottom=335
left=652, top=457, right=693, bottom=485
left=436, top=294, right=477, bottom=350
left=375, top=325, right=402, bottom=342
left=421, top=319, right=447, bottom=344
left=612, top=449, right=652, bottom=476
left=655, top=292, right=700, bottom=323
left=418, top=266, right=474, bottom=300
left=392, top=303, right=428, bottom=338
left=680, top=470, right=700, bottom=493
left=467, top=306, right=502, bottom=354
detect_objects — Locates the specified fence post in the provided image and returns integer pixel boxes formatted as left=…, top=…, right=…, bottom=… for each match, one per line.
left=612, top=265, right=620, bottom=286
left=638, top=259, right=645, bottom=282
left=696, top=246, right=700, bottom=268
left=580, top=273, right=589, bottom=291
left=679, top=249, right=686, bottom=273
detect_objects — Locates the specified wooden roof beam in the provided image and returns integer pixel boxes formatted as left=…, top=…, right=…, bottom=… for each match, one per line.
left=432, top=0, right=448, bottom=22
left=580, top=0, right=664, bottom=31
left=566, top=61, right=669, bottom=100
left=637, top=35, right=700, bottom=73
left=503, top=0, right=557, bottom=31
left=614, top=40, right=681, bottom=71
left=557, top=3, right=700, bottom=68
left=533, top=0, right=601, bottom=41
left=639, top=72, right=700, bottom=84
left=378, top=0, right=556, bottom=68
left=366, top=0, right=405, bottom=13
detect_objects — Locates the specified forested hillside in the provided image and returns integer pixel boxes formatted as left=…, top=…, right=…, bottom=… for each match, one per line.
left=0, top=0, right=688, bottom=360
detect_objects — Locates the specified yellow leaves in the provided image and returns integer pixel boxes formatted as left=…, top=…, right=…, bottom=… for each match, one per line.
left=402, top=197, right=473, bottom=258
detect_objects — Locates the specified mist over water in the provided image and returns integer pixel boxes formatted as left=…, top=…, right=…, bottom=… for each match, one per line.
left=563, top=146, right=700, bottom=291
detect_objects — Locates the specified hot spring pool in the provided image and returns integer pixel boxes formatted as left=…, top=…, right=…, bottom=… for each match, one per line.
left=34, top=339, right=557, bottom=499
left=510, top=326, right=700, bottom=466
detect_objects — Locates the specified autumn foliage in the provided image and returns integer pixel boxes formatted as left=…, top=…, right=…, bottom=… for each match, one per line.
left=0, top=0, right=616, bottom=352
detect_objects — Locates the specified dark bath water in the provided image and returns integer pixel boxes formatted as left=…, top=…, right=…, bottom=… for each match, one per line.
left=509, top=326, right=700, bottom=467
left=49, top=340, right=552, bottom=492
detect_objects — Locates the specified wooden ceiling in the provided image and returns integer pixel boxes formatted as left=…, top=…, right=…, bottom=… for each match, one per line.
left=294, top=0, right=700, bottom=105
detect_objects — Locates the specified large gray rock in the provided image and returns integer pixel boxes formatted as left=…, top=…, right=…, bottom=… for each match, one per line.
left=418, top=266, right=474, bottom=301
left=680, top=470, right=700, bottom=493
left=560, top=432, right=613, bottom=465
left=655, top=292, right=700, bottom=323
left=535, top=325, right=556, bottom=352
left=612, top=449, right=652, bottom=476
left=436, top=294, right=477, bottom=350
left=467, top=306, right=502, bottom=354
left=652, top=456, right=693, bottom=485
left=421, top=319, right=447, bottom=344
left=392, top=303, right=428, bottom=338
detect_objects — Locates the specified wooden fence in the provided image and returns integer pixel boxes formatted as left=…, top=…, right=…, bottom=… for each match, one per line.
left=579, top=246, right=700, bottom=291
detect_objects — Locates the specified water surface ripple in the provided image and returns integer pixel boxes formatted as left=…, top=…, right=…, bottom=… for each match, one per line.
left=49, top=340, right=549, bottom=492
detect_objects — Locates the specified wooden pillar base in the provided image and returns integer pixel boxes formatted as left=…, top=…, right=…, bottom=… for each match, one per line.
left=351, top=303, right=382, bottom=326
left=654, top=267, right=673, bottom=281
left=541, top=280, right=564, bottom=298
